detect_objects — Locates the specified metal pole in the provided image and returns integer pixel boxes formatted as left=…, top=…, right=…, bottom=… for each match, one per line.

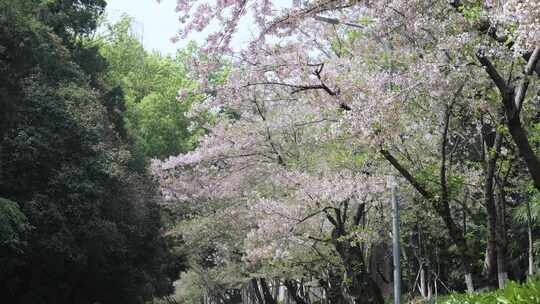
left=391, top=177, right=401, bottom=304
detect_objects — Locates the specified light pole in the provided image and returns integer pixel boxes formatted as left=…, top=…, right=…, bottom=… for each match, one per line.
left=390, top=176, right=401, bottom=304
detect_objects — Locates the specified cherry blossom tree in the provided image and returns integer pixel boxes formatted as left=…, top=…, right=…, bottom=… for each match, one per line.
left=153, top=0, right=540, bottom=301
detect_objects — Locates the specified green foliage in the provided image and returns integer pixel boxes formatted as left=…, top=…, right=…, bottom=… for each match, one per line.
left=438, top=278, right=540, bottom=304
left=460, top=4, right=483, bottom=23
left=0, top=1, right=182, bottom=303
left=0, top=198, right=30, bottom=250
left=514, top=192, right=540, bottom=225
left=172, top=271, right=208, bottom=304
left=42, top=0, right=107, bottom=39
left=95, top=16, right=204, bottom=159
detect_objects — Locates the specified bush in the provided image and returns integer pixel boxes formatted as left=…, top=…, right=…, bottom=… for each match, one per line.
left=438, top=278, right=540, bottom=304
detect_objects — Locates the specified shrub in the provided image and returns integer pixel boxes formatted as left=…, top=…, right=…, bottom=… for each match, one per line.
left=438, top=278, right=540, bottom=304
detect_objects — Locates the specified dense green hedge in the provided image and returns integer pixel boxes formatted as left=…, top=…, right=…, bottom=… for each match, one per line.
left=438, top=278, right=540, bottom=304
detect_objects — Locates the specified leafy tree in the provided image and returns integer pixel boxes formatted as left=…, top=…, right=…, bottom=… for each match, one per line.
left=96, top=17, right=204, bottom=159
left=150, top=0, right=540, bottom=302
left=0, top=1, right=182, bottom=303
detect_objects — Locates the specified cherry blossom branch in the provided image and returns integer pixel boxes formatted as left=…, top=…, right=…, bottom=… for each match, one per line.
left=516, top=46, right=540, bottom=112
left=312, top=15, right=364, bottom=29
left=245, top=81, right=337, bottom=96
left=322, top=207, right=339, bottom=228
left=447, top=0, right=540, bottom=77
left=252, top=98, right=285, bottom=165
left=293, top=118, right=337, bottom=127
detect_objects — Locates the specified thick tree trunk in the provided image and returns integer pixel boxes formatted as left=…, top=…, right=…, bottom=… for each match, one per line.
left=427, top=278, right=433, bottom=301
left=496, top=255, right=508, bottom=289
left=272, top=279, right=279, bottom=301
left=484, top=171, right=499, bottom=289
left=333, top=234, right=384, bottom=303
left=485, top=232, right=498, bottom=287
left=485, top=202, right=499, bottom=288
left=506, top=114, right=540, bottom=191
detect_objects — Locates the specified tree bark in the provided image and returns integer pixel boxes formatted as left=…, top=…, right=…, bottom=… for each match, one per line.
left=272, top=279, right=279, bottom=301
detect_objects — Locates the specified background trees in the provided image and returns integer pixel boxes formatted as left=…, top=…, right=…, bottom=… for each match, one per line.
left=0, top=1, right=185, bottom=303
left=96, top=16, right=205, bottom=160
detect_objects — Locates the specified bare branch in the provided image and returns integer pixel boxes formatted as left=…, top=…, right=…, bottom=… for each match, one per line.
left=476, top=54, right=511, bottom=97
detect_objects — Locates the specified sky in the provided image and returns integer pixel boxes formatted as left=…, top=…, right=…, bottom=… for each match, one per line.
left=105, top=0, right=185, bottom=55
left=104, top=0, right=257, bottom=55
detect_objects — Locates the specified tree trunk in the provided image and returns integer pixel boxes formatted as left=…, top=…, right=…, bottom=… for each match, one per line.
left=481, top=119, right=512, bottom=290
left=250, top=278, right=265, bottom=304
left=272, top=279, right=279, bottom=301
left=464, top=273, right=474, bottom=293
left=322, top=270, right=347, bottom=304
left=283, top=280, right=309, bottom=304
left=427, top=276, right=433, bottom=302
left=482, top=126, right=503, bottom=288
left=325, top=203, right=384, bottom=304
left=259, top=278, right=277, bottom=304
left=333, top=235, right=384, bottom=304
left=495, top=183, right=508, bottom=288
left=505, top=98, right=540, bottom=191
left=477, top=48, right=540, bottom=191
left=420, top=264, right=427, bottom=298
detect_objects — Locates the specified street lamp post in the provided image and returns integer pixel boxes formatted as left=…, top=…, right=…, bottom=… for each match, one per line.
left=390, top=176, right=401, bottom=304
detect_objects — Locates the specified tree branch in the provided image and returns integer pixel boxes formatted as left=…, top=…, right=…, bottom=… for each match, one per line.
left=476, top=54, right=511, bottom=98
left=516, top=46, right=540, bottom=112
left=380, top=149, right=434, bottom=200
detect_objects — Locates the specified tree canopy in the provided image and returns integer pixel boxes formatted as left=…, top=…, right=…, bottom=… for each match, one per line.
left=96, top=16, right=205, bottom=159
left=151, top=0, right=540, bottom=303
left=0, top=1, right=183, bottom=303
